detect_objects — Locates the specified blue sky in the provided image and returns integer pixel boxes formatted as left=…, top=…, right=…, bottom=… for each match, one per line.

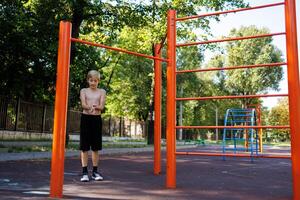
left=201, top=0, right=299, bottom=108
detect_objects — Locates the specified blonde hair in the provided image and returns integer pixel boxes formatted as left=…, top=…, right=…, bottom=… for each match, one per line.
left=87, top=70, right=101, bottom=81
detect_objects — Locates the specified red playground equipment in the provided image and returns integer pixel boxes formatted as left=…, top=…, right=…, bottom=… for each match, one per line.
left=166, top=1, right=299, bottom=200
left=50, top=0, right=299, bottom=199
left=49, top=23, right=166, bottom=198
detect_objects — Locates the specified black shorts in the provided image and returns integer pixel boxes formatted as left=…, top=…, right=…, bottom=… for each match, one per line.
left=80, top=114, right=102, bottom=151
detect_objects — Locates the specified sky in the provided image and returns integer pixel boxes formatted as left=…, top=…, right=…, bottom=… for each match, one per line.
left=202, top=0, right=299, bottom=108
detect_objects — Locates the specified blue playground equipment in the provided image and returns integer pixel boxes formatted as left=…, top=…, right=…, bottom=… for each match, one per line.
left=222, top=108, right=259, bottom=161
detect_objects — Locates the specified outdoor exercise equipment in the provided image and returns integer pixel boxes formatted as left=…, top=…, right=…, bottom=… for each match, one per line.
left=222, top=108, right=259, bottom=161
left=165, top=1, right=299, bottom=200
left=50, top=0, right=300, bottom=199
left=49, top=23, right=166, bottom=198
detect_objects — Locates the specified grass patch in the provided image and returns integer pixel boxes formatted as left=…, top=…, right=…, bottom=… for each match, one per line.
left=7, top=145, right=52, bottom=153
left=1, top=138, right=52, bottom=142
left=0, top=141, right=148, bottom=153
left=67, top=143, right=148, bottom=149
left=103, top=143, right=148, bottom=148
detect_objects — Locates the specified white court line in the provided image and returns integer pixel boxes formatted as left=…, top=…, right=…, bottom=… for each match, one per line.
left=23, top=191, right=49, bottom=195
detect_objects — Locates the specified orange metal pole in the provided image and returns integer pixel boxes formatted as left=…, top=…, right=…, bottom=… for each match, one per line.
left=175, top=125, right=290, bottom=129
left=71, top=38, right=168, bottom=62
left=284, top=0, right=300, bottom=199
left=176, top=62, right=287, bottom=74
left=176, top=93, right=288, bottom=101
left=154, top=44, right=162, bottom=175
left=49, top=21, right=71, bottom=198
left=166, top=10, right=176, bottom=188
left=176, top=2, right=285, bottom=21
left=244, top=123, right=249, bottom=151
left=177, top=32, right=285, bottom=47
left=257, top=105, right=263, bottom=153
left=175, top=152, right=291, bottom=159
left=259, top=128, right=263, bottom=152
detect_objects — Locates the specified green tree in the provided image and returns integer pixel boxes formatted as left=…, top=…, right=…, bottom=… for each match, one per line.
left=267, top=98, right=290, bottom=142
left=0, top=0, right=54, bottom=101
left=0, top=0, right=248, bottom=118
left=201, top=26, right=284, bottom=140
left=97, top=0, right=248, bottom=122
left=224, top=26, right=284, bottom=107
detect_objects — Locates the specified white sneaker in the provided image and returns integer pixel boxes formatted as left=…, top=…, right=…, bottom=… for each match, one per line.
left=80, top=174, right=89, bottom=182
left=92, top=172, right=103, bottom=181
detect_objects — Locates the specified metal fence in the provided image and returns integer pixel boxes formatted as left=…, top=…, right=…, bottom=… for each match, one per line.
left=0, top=96, right=146, bottom=137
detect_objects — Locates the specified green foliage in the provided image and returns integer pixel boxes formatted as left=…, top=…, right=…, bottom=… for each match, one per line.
left=0, top=0, right=56, bottom=102
left=1, top=0, right=248, bottom=122
left=224, top=26, right=284, bottom=106
left=198, top=26, right=285, bottom=141
left=266, top=98, right=290, bottom=142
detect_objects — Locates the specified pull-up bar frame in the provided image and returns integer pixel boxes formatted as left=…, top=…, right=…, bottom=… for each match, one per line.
left=50, top=22, right=166, bottom=198
left=166, top=1, right=300, bottom=200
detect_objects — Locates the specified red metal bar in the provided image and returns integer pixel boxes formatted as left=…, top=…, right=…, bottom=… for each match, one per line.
left=176, top=62, right=287, bottom=74
left=154, top=44, right=162, bottom=175
left=285, top=0, right=300, bottom=199
left=50, top=21, right=72, bottom=198
left=166, top=10, right=177, bottom=189
left=176, top=94, right=288, bottom=101
left=176, top=125, right=290, bottom=129
left=71, top=38, right=168, bottom=62
left=176, top=152, right=291, bottom=159
left=177, top=32, right=285, bottom=47
left=176, top=2, right=285, bottom=21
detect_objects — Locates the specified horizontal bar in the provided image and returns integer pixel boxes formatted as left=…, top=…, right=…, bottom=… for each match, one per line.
left=224, top=138, right=254, bottom=141
left=176, top=94, right=288, bottom=101
left=176, top=62, right=287, bottom=74
left=225, top=138, right=259, bottom=141
left=176, top=125, right=290, bottom=129
left=71, top=38, right=168, bottom=62
left=176, top=2, right=285, bottom=21
left=224, top=148, right=251, bottom=151
left=228, top=115, right=252, bottom=117
left=231, top=109, right=253, bottom=110
left=228, top=114, right=252, bottom=116
left=230, top=108, right=254, bottom=111
left=177, top=32, right=285, bottom=47
left=175, top=152, right=291, bottom=159
left=228, top=120, right=253, bottom=122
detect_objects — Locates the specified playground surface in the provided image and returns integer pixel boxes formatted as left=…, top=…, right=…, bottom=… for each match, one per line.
left=0, top=145, right=292, bottom=200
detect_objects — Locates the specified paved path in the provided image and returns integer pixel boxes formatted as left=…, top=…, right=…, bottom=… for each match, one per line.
left=0, top=145, right=292, bottom=200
